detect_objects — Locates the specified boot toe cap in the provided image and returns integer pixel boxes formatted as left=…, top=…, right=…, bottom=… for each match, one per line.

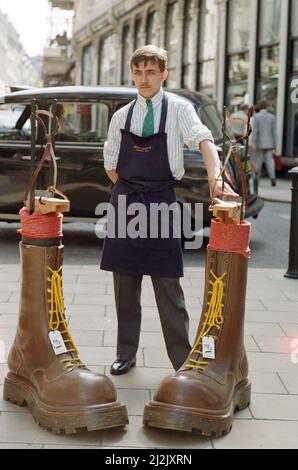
left=153, top=371, right=227, bottom=411
left=35, top=368, right=118, bottom=407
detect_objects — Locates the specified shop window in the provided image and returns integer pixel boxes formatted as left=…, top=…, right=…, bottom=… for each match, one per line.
left=122, top=24, right=130, bottom=85
left=225, top=0, right=251, bottom=110
left=284, top=0, right=298, bottom=157
left=146, top=10, right=157, bottom=45
left=134, top=17, right=143, bottom=49
left=256, top=0, right=281, bottom=112
left=82, top=44, right=92, bottom=86
left=197, top=0, right=217, bottom=97
left=99, top=33, right=117, bottom=86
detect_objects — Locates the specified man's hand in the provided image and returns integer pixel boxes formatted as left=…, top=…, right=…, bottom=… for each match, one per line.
left=209, top=178, right=239, bottom=199
left=199, top=140, right=239, bottom=200
left=106, top=169, right=118, bottom=184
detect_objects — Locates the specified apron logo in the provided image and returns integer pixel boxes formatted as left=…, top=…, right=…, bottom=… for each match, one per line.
left=133, top=145, right=152, bottom=153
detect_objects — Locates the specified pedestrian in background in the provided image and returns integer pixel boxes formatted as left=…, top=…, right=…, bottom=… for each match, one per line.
left=230, top=103, right=249, bottom=143
left=251, top=99, right=277, bottom=186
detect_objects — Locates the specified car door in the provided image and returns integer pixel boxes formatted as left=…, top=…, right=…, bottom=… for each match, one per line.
left=53, top=100, right=112, bottom=219
left=0, top=102, right=37, bottom=217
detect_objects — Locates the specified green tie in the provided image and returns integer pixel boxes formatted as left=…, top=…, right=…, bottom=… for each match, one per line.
left=142, top=99, right=154, bottom=137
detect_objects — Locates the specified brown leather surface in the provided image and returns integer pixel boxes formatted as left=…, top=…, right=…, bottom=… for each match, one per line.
left=153, top=248, right=250, bottom=412
left=8, top=242, right=117, bottom=408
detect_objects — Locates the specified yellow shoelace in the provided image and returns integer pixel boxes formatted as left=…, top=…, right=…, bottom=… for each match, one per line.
left=48, top=267, right=85, bottom=370
left=185, top=270, right=226, bottom=372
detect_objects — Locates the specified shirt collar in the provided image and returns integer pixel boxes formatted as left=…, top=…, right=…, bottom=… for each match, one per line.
left=137, top=88, right=163, bottom=109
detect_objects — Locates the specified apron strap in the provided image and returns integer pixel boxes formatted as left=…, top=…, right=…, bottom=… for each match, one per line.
left=124, top=93, right=168, bottom=133
left=125, top=99, right=137, bottom=132
left=158, top=94, right=168, bottom=133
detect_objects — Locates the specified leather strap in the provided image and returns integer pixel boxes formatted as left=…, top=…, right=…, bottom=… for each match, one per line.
left=211, top=114, right=252, bottom=212
left=23, top=110, right=64, bottom=206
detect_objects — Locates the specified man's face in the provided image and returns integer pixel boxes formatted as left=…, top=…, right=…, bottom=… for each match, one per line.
left=131, top=60, right=168, bottom=99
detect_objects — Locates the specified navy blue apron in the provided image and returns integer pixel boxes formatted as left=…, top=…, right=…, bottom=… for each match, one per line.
left=100, top=94, right=183, bottom=278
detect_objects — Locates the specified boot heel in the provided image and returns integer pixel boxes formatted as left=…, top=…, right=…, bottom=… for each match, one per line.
left=3, top=377, right=27, bottom=407
left=235, top=382, right=251, bottom=411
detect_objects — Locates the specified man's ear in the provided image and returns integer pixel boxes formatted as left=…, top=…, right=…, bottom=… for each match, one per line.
left=161, top=69, right=168, bottom=82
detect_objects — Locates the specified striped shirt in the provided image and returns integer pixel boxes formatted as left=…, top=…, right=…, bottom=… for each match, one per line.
left=103, top=88, right=214, bottom=180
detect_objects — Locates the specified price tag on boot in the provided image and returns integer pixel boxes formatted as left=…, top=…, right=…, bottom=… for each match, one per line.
left=202, top=335, right=215, bottom=359
left=49, top=331, right=67, bottom=355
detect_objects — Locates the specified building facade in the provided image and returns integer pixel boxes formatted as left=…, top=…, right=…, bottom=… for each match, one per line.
left=58, top=0, right=298, bottom=164
left=0, top=9, right=40, bottom=90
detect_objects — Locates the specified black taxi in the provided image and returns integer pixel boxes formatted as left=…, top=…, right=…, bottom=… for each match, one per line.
left=0, top=86, right=263, bottom=224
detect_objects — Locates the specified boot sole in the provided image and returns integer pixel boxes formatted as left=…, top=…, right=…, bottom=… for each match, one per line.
left=143, top=380, right=251, bottom=438
left=3, top=373, right=129, bottom=435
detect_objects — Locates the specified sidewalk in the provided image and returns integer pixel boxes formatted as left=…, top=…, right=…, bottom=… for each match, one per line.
left=258, top=177, right=292, bottom=203
left=0, top=263, right=298, bottom=449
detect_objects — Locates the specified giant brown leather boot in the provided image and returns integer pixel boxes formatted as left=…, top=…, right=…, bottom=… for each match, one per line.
left=4, top=242, right=128, bottom=434
left=143, top=220, right=251, bottom=437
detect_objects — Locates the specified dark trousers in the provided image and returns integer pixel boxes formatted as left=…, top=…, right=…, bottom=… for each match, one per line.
left=113, top=272, right=192, bottom=371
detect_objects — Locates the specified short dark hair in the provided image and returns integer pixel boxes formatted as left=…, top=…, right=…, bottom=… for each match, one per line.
left=239, top=103, right=249, bottom=111
left=130, top=45, right=168, bottom=72
left=258, top=99, right=268, bottom=110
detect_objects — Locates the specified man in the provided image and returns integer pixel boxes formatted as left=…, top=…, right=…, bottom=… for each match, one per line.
left=251, top=99, right=277, bottom=186
left=101, top=45, right=237, bottom=375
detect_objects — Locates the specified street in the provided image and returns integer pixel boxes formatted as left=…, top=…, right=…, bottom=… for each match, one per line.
left=0, top=200, right=291, bottom=270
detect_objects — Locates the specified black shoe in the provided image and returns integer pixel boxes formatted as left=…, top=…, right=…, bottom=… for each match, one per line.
left=271, top=179, right=276, bottom=187
left=110, top=359, right=136, bottom=375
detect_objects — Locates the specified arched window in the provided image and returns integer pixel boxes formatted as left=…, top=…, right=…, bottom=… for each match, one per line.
left=146, top=10, right=157, bottom=45
left=134, top=17, right=143, bottom=49
left=165, top=0, right=179, bottom=87
left=98, top=33, right=117, bottom=85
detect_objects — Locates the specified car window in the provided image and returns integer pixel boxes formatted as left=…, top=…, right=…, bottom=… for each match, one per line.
left=56, top=102, right=109, bottom=143
left=0, top=103, right=30, bottom=140
left=199, top=104, right=235, bottom=142
left=198, top=104, right=223, bottom=142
